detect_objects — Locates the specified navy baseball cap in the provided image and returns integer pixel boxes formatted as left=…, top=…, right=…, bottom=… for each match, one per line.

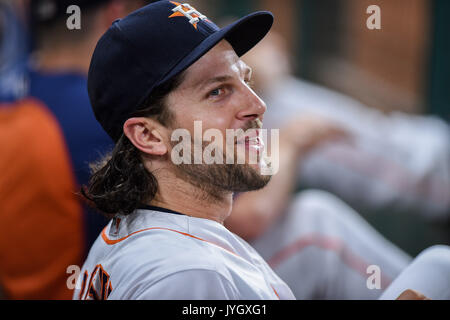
left=88, top=0, right=273, bottom=142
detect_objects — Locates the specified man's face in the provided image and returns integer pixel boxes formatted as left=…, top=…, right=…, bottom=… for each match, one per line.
left=163, top=40, right=271, bottom=196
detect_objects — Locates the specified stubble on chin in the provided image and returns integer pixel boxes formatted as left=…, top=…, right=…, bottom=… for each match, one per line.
left=170, top=144, right=271, bottom=202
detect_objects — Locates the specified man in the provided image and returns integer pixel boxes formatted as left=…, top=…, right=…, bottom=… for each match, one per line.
left=75, top=1, right=450, bottom=300
left=75, top=0, right=293, bottom=299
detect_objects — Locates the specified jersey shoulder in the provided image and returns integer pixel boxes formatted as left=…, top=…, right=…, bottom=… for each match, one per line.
left=80, top=225, right=237, bottom=298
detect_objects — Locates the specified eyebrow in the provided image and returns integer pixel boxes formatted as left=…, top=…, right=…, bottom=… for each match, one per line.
left=196, top=66, right=253, bottom=90
left=200, top=75, right=233, bottom=88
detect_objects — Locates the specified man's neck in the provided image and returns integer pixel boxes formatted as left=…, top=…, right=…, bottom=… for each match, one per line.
left=149, top=169, right=233, bottom=224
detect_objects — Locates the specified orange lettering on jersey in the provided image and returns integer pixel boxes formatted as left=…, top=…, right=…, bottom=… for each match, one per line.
left=83, top=264, right=113, bottom=300
left=78, top=271, right=88, bottom=300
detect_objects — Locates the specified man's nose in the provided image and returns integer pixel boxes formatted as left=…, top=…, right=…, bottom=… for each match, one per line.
left=235, top=85, right=267, bottom=122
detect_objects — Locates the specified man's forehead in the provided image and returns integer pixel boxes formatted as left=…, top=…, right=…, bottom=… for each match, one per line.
left=180, top=41, right=251, bottom=88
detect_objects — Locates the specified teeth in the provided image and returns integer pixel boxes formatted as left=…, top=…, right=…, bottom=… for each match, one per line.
left=248, top=137, right=264, bottom=148
left=236, top=135, right=264, bottom=147
left=255, top=119, right=263, bottom=129
left=237, top=137, right=258, bottom=144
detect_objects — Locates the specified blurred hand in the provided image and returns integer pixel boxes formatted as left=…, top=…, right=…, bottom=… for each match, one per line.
left=279, top=114, right=350, bottom=156
left=396, top=289, right=431, bottom=300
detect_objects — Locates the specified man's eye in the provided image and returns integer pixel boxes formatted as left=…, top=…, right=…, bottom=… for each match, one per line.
left=210, top=88, right=223, bottom=97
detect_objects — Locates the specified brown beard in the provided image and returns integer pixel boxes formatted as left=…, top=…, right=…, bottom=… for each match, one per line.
left=170, top=129, right=271, bottom=201
left=174, top=161, right=271, bottom=201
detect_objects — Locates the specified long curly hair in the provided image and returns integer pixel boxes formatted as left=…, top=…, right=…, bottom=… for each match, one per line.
left=81, top=72, right=184, bottom=217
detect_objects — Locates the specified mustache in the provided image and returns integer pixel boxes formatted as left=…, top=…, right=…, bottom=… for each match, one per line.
left=242, top=118, right=263, bottom=131
left=234, top=119, right=263, bottom=144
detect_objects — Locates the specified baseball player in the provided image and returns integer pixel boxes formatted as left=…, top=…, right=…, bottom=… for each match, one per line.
left=74, top=0, right=294, bottom=300
left=73, top=1, right=450, bottom=300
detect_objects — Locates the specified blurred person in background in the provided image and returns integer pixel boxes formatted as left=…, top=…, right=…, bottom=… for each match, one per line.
left=0, top=0, right=148, bottom=299
left=0, top=97, right=84, bottom=299
left=225, top=30, right=449, bottom=299
left=0, top=0, right=29, bottom=101
left=26, top=0, right=149, bottom=248
left=242, top=31, right=450, bottom=221
left=226, top=108, right=413, bottom=299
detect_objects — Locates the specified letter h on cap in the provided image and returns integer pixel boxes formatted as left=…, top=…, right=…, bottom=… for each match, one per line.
left=169, top=1, right=208, bottom=29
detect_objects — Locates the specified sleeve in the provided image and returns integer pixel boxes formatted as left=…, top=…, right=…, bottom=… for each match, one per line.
left=298, top=122, right=450, bottom=219
left=133, top=269, right=240, bottom=300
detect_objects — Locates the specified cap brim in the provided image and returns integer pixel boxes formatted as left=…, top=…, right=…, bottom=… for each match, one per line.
left=157, top=11, right=274, bottom=87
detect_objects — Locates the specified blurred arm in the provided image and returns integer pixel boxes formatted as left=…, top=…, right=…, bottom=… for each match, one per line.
left=297, top=114, right=450, bottom=220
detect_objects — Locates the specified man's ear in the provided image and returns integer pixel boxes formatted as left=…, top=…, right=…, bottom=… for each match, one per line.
left=123, top=118, right=168, bottom=156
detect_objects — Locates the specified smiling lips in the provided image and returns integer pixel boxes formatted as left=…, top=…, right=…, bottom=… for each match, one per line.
left=236, top=130, right=265, bottom=153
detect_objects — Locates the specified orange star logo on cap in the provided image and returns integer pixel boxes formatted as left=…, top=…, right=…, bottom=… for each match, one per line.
left=169, top=1, right=210, bottom=30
